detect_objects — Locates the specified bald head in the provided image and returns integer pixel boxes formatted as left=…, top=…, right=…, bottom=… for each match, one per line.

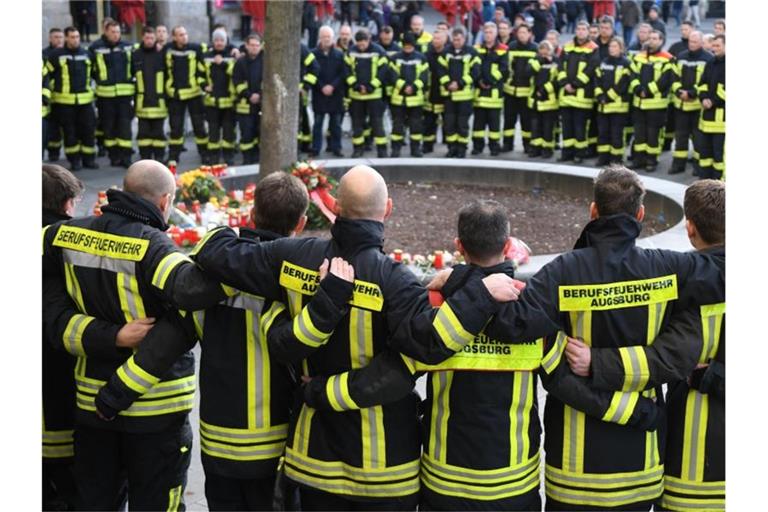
left=337, top=165, right=389, bottom=221
left=124, top=160, right=176, bottom=203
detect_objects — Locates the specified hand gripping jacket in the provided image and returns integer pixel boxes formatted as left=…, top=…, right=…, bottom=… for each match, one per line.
left=389, top=50, right=429, bottom=108
left=189, top=217, right=503, bottom=500
left=464, top=214, right=725, bottom=509
left=527, top=56, right=559, bottom=112
left=697, top=55, right=726, bottom=134
left=557, top=38, right=600, bottom=109
left=671, top=48, right=713, bottom=112
left=473, top=43, right=508, bottom=109
left=345, top=42, right=388, bottom=101
left=132, top=44, right=168, bottom=119
left=595, top=55, right=633, bottom=114
left=504, top=40, right=538, bottom=98
left=438, top=45, right=480, bottom=102
left=88, top=36, right=135, bottom=98
left=164, top=42, right=207, bottom=100
left=202, top=47, right=237, bottom=109
left=46, top=46, right=95, bottom=105
left=233, top=52, right=264, bottom=116
left=41, top=189, right=225, bottom=432
left=630, top=48, right=675, bottom=110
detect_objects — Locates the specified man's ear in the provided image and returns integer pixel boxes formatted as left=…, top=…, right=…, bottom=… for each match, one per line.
left=636, top=204, right=645, bottom=223
left=589, top=201, right=599, bottom=220
left=62, top=198, right=76, bottom=217
left=685, top=218, right=696, bottom=241
left=159, top=192, right=171, bottom=214
left=454, top=237, right=465, bottom=255
left=331, top=198, right=341, bottom=216
left=502, top=236, right=512, bottom=257
left=384, top=197, right=393, bottom=220
left=293, top=215, right=308, bottom=236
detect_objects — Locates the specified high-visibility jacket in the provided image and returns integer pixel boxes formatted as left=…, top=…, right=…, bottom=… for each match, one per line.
left=473, top=43, right=508, bottom=109
left=345, top=42, right=388, bottom=101
left=46, top=45, right=95, bottom=105
left=630, top=48, right=674, bottom=110
left=425, top=43, right=448, bottom=111
left=202, top=47, right=236, bottom=109
left=164, top=42, right=207, bottom=100
left=401, top=31, right=433, bottom=55
left=42, top=189, right=225, bottom=433
left=88, top=36, right=135, bottom=98
left=557, top=38, right=600, bottom=109
left=379, top=41, right=402, bottom=97
left=697, top=55, right=725, bottom=133
left=132, top=43, right=167, bottom=119
left=504, top=40, right=538, bottom=98
left=190, top=217, right=504, bottom=500
left=389, top=50, right=429, bottom=108
left=194, top=228, right=299, bottom=480
left=233, top=52, right=264, bottom=115
left=301, top=44, right=319, bottom=98
left=595, top=55, right=632, bottom=114
left=527, top=56, right=559, bottom=112
left=671, top=48, right=713, bottom=112
left=465, top=214, right=725, bottom=509
left=42, top=62, right=51, bottom=117
left=438, top=45, right=480, bottom=102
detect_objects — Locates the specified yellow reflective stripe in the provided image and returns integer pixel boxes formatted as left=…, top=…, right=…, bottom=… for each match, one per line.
left=546, top=477, right=663, bottom=507
left=664, top=475, right=725, bottom=496
left=151, top=252, right=192, bottom=290
left=116, top=356, right=161, bottom=394
left=192, top=310, right=205, bottom=338
left=52, top=225, right=149, bottom=261
left=400, top=354, right=417, bottom=375
left=188, top=226, right=227, bottom=256
left=602, top=391, right=640, bottom=425
left=77, top=391, right=195, bottom=416
left=559, top=275, right=678, bottom=311
left=660, top=493, right=725, bottom=511
left=326, top=373, right=360, bottom=411
left=200, top=421, right=288, bottom=443
left=700, top=303, right=725, bottom=362
left=64, top=262, right=86, bottom=314
left=541, top=331, right=567, bottom=374
left=292, top=306, right=330, bottom=347
left=433, top=302, right=474, bottom=352
left=260, top=301, right=287, bottom=339
left=167, top=484, right=182, bottom=512
left=422, top=452, right=539, bottom=485
left=681, top=389, right=709, bottom=482
left=62, top=314, right=94, bottom=356
left=285, top=447, right=419, bottom=482
left=285, top=462, right=420, bottom=498
left=509, top=372, right=534, bottom=465
left=429, top=371, right=453, bottom=463
left=116, top=272, right=145, bottom=322
left=43, top=444, right=75, bottom=458
left=349, top=307, right=371, bottom=369
left=292, top=404, right=315, bottom=455
left=619, top=346, right=650, bottom=392
left=546, top=463, right=663, bottom=489
left=201, top=437, right=285, bottom=461
left=244, top=308, right=270, bottom=429
left=563, top=310, right=590, bottom=473
left=646, top=300, right=667, bottom=345
left=361, top=405, right=386, bottom=469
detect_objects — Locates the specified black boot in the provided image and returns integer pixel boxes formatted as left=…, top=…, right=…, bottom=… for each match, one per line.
left=410, top=142, right=423, bottom=157
left=223, top=150, right=235, bottom=166
left=83, top=156, right=99, bottom=169
left=501, top=140, right=513, bottom=153
left=68, top=156, right=82, bottom=171
left=558, top=149, right=574, bottom=162
left=596, top=154, right=610, bottom=167
left=47, top=150, right=60, bottom=162
left=351, top=146, right=364, bottom=158
left=377, top=146, right=388, bottom=158
left=422, top=142, right=434, bottom=154
left=390, top=144, right=401, bottom=158
left=445, top=144, right=456, bottom=158
left=541, top=148, right=553, bottom=158
left=528, top=146, right=541, bottom=157
left=456, top=146, right=467, bottom=158
left=489, top=142, right=501, bottom=156
left=668, top=158, right=686, bottom=175
left=633, top=152, right=646, bottom=169
left=97, top=145, right=107, bottom=157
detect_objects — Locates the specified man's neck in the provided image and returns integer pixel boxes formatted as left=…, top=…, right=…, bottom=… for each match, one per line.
left=464, top=254, right=505, bottom=268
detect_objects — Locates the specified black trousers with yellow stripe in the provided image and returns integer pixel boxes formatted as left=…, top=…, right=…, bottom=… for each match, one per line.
left=350, top=99, right=386, bottom=151
left=633, top=108, right=667, bottom=166
left=472, top=106, right=502, bottom=152
left=205, top=106, right=236, bottom=163
left=697, top=131, right=725, bottom=180
left=530, top=110, right=558, bottom=152
left=597, top=112, right=629, bottom=162
left=391, top=105, right=423, bottom=148
left=73, top=418, right=192, bottom=511
left=560, top=107, right=589, bottom=159
left=98, top=96, right=134, bottom=163
left=503, top=95, right=532, bottom=151
left=137, top=118, right=167, bottom=161
left=168, top=97, right=208, bottom=162
left=444, top=100, right=473, bottom=150
left=54, top=103, right=96, bottom=165
left=671, top=110, right=699, bottom=169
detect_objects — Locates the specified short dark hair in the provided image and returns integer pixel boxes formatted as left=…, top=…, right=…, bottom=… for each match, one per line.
left=498, top=18, right=511, bottom=28
left=245, top=33, right=262, bottom=44
left=49, top=28, right=63, bottom=35
left=451, top=26, right=467, bottom=38
left=576, top=20, right=590, bottom=29
left=684, top=180, right=725, bottom=245
left=599, top=15, right=615, bottom=26
left=212, top=22, right=226, bottom=31
left=252, top=172, right=309, bottom=236
left=43, top=164, right=84, bottom=213
left=593, top=165, right=646, bottom=217
left=436, top=21, right=450, bottom=30
left=380, top=25, right=393, bottom=34
left=64, top=26, right=79, bottom=36
left=681, top=20, right=694, bottom=28
left=354, top=28, right=371, bottom=42
left=714, top=34, right=725, bottom=44
left=714, top=19, right=726, bottom=28
left=516, top=23, right=531, bottom=32
left=104, top=20, right=120, bottom=31
left=457, top=200, right=510, bottom=261
left=143, top=26, right=155, bottom=35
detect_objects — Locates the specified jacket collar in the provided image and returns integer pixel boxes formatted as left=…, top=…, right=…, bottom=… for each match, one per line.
left=239, top=227, right=283, bottom=242
left=573, top=214, right=642, bottom=250
left=100, top=189, right=169, bottom=231
left=43, top=209, right=71, bottom=227
left=330, top=217, right=385, bottom=256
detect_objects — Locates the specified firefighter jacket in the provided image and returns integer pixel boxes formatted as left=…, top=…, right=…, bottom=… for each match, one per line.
left=697, top=55, right=725, bottom=134
left=557, top=38, right=599, bottom=109
left=301, top=44, right=319, bottom=100
left=194, top=228, right=300, bottom=480
left=504, top=40, right=537, bottom=98
left=389, top=50, right=429, bottom=108
left=527, top=56, right=559, bottom=112
left=345, top=42, right=388, bottom=101
left=202, top=47, right=236, bottom=108
left=132, top=43, right=167, bottom=119
left=473, top=43, right=508, bottom=109
left=452, top=214, right=725, bottom=509
left=311, top=45, right=346, bottom=114
left=595, top=55, right=632, bottom=114
left=425, top=43, right=448, bottom=110
left=46, top=45, right=95, bottom=105
left=164, top=42, right=207, bottom=100
left=233, top=52, right=264, bottom=115
left=438, top=45, right=480, bottom=102
left=380, top=41, right=402, bottom=60
left=630, top=47, right=674, bottom=110
left=402, top=31, right=433, bottom=55
left=88, top=36, right=135, bottom=98
left=671, top=48, right=713, bottom=112
left=42, top=63, right=51, bottom=117
left=379, top=41, right=401, bottom=96
left=189, top=217, right=505, bottom=499
left=42, top=188, right=225, bottom=433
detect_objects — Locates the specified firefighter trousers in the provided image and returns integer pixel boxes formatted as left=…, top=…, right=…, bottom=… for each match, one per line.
left=205, top=106, right=236, bottom=161
left=238, top=108, right=261, bottom=164
left=420, top=486, right=541, bottom=511
left=672, top=109, right=699, bottom=165
left=587, top=107, right=599, bottom=153
left=530, top=110, right=558, bottom=151
left=204, top=472, right=276, bottom=511
left=422, top=106, right=444, bottom=146
left=444, top=100, right=473, bottom=149
left=54, top=103, right=96, bottom=164
left=597, top=112, right=629, bottom=160
left=299, top=102, right=312, bottom=149
left=299, top=486, right=419, bottom=511
left=137, top=118, right=167, bottom=161
left=168, top=97, right=208, bottom=161
left=697, top=131, right=725, bottom=180
left=546, top=497, right=654, bottom=511
left=633, top=108, right=667, bottom=165
left=99, top=96, right=134, bottom=162
left=47, top=108, right=63, bottom=158
left=350, top=99, right=386, bottom=150
left=472, top=106, right=502, bottom=151
left=43, top=459, right=78, bottom=511
left=73, top=418, right=192, bottom=511
left=560, top=107, right=589, bottom=158
left=391, top=105, right=423, bottom=147
left=503, top=95, right=532, bottom=149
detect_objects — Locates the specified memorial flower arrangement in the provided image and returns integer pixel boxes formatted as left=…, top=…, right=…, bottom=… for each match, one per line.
left=175, top=168, right=227, bottom=206
left=288, top=160, right=339, bottom=229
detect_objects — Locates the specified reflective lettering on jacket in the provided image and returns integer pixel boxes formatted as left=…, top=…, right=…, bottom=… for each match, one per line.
left=279, top=261, right=384, bottom=312
left=559, top=275, right=678, bottom=311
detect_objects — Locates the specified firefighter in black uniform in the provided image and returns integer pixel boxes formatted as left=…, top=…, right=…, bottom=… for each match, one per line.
left=203, top=29, right=237, bottom=165
left=439, top=27, right=479, bottom=159
left=629, top=29, right=674, bottom=172
left=594, top=37, right=632, bottom=166
left=528, top=41, right=560, bottom=158
left=422, top=29, right=448, bottom=155
left=133, top=26, right=168, bottom=163
left=389, top=32, right=428, bottom=158
left=42, top=160, right=227, bottom=510
left=233, top=34, right=264, bottom=165
left=47, top=27, right=98, bottom=170
left=189, top=164, right=519, bottom=510
left=299, top=43, right=318, bottom=154
left=669, top=31, right=712, bottom=175
left=502, top=23, right=537, bottom=154
left=471, top=22, right=508, bottom=156
left=696, top=35, right=725, bottom=180
left=44, top=28, right=65, bottom=162
left=346, top=29, right=389, bottom=158
left=378, top=25, right=402, bottom=105
left=89, top=20, right=135, bottom=168
left=165, top=26, right=209, bottom=165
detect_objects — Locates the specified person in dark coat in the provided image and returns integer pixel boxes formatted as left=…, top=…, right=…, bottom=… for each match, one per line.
left=619, top=0, right=641, bottom=48
left=310, top=26, right=347, bottom=157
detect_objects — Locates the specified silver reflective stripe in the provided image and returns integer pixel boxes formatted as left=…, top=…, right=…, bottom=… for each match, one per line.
left=286, top=469, right=420, bottom=495
left=169, top=50, right=196, bottom=57
left=705, top=315, right=717, bottom=359
left=144, top=379, right=195, bottom=397
left=574, top=311, right=584, bottom=339
left=66, top=315, right=89, bottom=354
left=549, top=465, right=664, bottom=486
left=154, top=253, right=186, bottom=287
left=43, top=430, right=74, bottom=442
left=434, top=308, right=469, bottom=349
left=514, top=373, right=531, bottom=463
left=547, top=481, right=662, bottom=505
left=251, top=307, right=265, bottom=429
left=126, top=397, right=194, bottom=412
left=295, top=311, right=326, bottom=346
left=121, top=273, right=139, bottom=320
left=200, top=424, right=288, bottom=441
left=423, top=453, right=539, bottom=482
left=298, top=406, right=310, bottom=454
left=355, top=308, right=368, bottom=367
left=122, top=362, right=154, bottom=390
left=608, top=393, right=633, bottom=423
left=688, top=391, right=704, bottom=481
left=653, top=302, right=663, bottom=337
left=626, top=348, right=642, bottom=391
left=542, top=332, right=566, bottom=371
left=662, top=495, right=724, bottom=510
left=285, top=450, right=419, bottom=480
left=365, top=407, right=381, bottom=468
left=225, top=294, right=264, bottom=312
left=333, top=377, right=354, bottom=410
left=666, top=479, right=725, bottom=493
left=62, top=248, right=136, bottom=274
left=201, top=441, right=284, bottom=458
left=649, top=428, right=658, bottom=467
left=568, top=405, right=579, bottom=471
left=424, top=467, right=537, bottom=497
left=433, top=372, right=449, bottom=460
left=75, top=378, right=100, bottom=392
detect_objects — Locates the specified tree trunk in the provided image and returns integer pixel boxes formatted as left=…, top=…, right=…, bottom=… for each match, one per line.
left=260, top=0, right=302, bottom=178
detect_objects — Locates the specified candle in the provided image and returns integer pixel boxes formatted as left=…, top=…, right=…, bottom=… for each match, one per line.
left=433, top=251, right=443, bottom=270
left=393, top=249, right=403, bottom=262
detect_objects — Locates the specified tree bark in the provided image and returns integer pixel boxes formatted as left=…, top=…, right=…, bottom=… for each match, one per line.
left=260, top=0, right=302, bottom=178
